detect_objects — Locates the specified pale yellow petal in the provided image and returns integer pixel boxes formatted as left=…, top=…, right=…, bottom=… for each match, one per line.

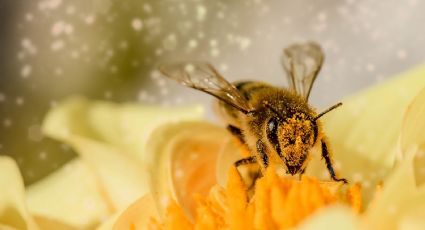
left=323, top=64, right=425, bottom=171
left=144, top=121, right=232, bottom=219
left=26, top=159, right=110, bottom=229
left=40, top=97, right=204, bottom=216
left=0, top=156, right=39, bottom=230
left=400, top=86, right=425, bottom=185
left=112, top=194, right=159, bottom=230
left=66, top=137, right=148, bottom=211
left=363, top=157, right=423, bottom=230
left=42, top=96, right=203, bottom=161
left=0, top=224, right=21, bottom=230
left=399, top=206, right=425, bottom=230
left=32, top=216, right=78, bottom=230
left=306, top=64, right=425, bottom=204
left=296, top=205, right=360, bottom=230
left=95, top=212, right=121, bottom=230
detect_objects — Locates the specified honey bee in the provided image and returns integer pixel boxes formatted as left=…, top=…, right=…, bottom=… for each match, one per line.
left=160, top=42, right=347, bottom=183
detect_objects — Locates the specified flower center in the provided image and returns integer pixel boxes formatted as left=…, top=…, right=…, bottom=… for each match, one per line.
left=149, top=167, right=362, bottom=230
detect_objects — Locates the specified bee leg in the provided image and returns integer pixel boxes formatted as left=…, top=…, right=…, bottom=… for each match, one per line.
left=234, top=155, right=257, bottom=167
left=256, top=139, right=269, bottom=168
left=298, top=168, right=306, bottom=180
left=234, top=156, right=260, bottom=191
left=227, top=125, right=245, bottom=143
left=321, top=139, right=348, bottom=183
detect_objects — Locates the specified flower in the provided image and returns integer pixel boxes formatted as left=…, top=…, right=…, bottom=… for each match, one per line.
left=113, top=63, right=425, bottom=230
left=0, top=97, right=203, bottom=229
left=1, top=64, right=425, bottom=229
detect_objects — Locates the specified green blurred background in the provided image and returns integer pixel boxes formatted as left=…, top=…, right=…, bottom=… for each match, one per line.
left=1, top=0, right=425, bottom=185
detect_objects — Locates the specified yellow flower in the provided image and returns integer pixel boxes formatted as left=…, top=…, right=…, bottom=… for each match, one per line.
left=0, top=98, right=203, bottom=229
left=1, top=64, right=425, bottom=230
left=113, top=63, right=425, bottom=230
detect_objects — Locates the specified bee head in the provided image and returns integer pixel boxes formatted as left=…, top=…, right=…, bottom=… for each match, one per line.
left=266, top=113, right=315, bottom=175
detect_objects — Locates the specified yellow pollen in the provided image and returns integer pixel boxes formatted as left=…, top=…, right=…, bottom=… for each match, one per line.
left=150, top=167, right=363, bottom=230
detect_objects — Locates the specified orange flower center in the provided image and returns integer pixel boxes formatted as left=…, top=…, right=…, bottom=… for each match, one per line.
left=149, top=167, right=362, bottom=230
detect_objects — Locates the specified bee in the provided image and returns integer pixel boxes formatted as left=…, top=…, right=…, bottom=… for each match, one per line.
left=159, top=42, right=347, bottom=183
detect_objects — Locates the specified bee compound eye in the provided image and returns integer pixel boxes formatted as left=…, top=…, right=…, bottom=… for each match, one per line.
left=267, top=117, right=278, bottom=134
left=266, top=117, right=280, bottom=148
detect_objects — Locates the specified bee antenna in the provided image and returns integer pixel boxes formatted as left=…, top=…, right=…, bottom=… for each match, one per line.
left=314, top=102, right=343, bottom=121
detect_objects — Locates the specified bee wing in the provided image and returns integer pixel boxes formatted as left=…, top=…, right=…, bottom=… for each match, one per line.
left=159, top=62, right=253, bottom=113
left=281, top=42, right=324, bottom=101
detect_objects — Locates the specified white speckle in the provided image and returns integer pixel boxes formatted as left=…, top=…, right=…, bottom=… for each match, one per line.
left=408, top=0, right=418, bottom=6
left=55, top=68, right=63, bottom=75
left=25, top=13, right=34, bottom=21
left=283, top=17, right=292, bottom=25
left=119, top=41, right=128, bottom=49
left=21, top=38, right=37, bottom=55
left=47, top=0, right=62, bottom=9
left=162, top=34, right=177, bottom=50
left=64, top=24, right=74, bottom=35
left=51, top=40, right=65, bottom=51
left=21, top=65, right=32, bottom=78
left=209, top=39, right=218, bottom=47
left=160, top=88, right=168, bottom=96
left=51, top=21, right=65, bottom=36
left=137, top=90, right=148, bottom=101
left=239, top=37, right=251, bottom=50
left=104, top=91, right=113, bottom=99
left=3, top=119, right=12, bottom=127
left=188, top=39, right=198, bottom=48
left=318, top=12, right=327, bottom=21
left=38, top=0, right=62, bottom=10
left=155, top=48, right=163, bottom=56
left=16, top=97, right=24, bottom=106
left=189, top=152, right=199, bottom=160
left=106, top=49, right=114, bottom=58
left=110, top=65, right=118, bottom=73
left=66, top=5, right=75, bottom=14
left=387, top=204, right=397, bottom=215
left=26, top=170, right=34, bottom=178
left=160, top=196, right=170, bottom=208
left=210, top=48, right=220, bottom=57
left=71, top=50, right=80, bottom=59
left=197, top=5, right=207, bottom=21
left=156, top=79, right=166, bottom=87
left=28, top=125, right=43, bottom=142
left=174, top=97, right=183, bottom=104
left=366, top=63, right=375, bottom=72
left=174, top=169, right=184, bottom=179
left=85, top=15, right=95, bottom=24
left=217, top=11, right=225, bottom=19
left=131, top=60, right=140, bottom=67
left=352, top=173, right=363, bottom=182
left=397, top=49, right=407, bottom=59
left=131, top=18, right=143, bottom=31
left=143, top=3, right=152, bottom=13
left=198, top=32, right=205, bottom=39
left=184, top=63, right=195, bottom=73
left=150, top=70, right=161, bottom=80
left=219, top=63, right=228, bottom=72
left=375, top=74, right=385, bottom=82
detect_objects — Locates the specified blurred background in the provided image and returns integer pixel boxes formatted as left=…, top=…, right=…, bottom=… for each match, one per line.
left=1, top=0, right=424, bottom=186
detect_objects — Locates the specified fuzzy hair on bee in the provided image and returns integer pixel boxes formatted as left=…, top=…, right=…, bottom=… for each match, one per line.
left=159, top=42, right=347, bottom=183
